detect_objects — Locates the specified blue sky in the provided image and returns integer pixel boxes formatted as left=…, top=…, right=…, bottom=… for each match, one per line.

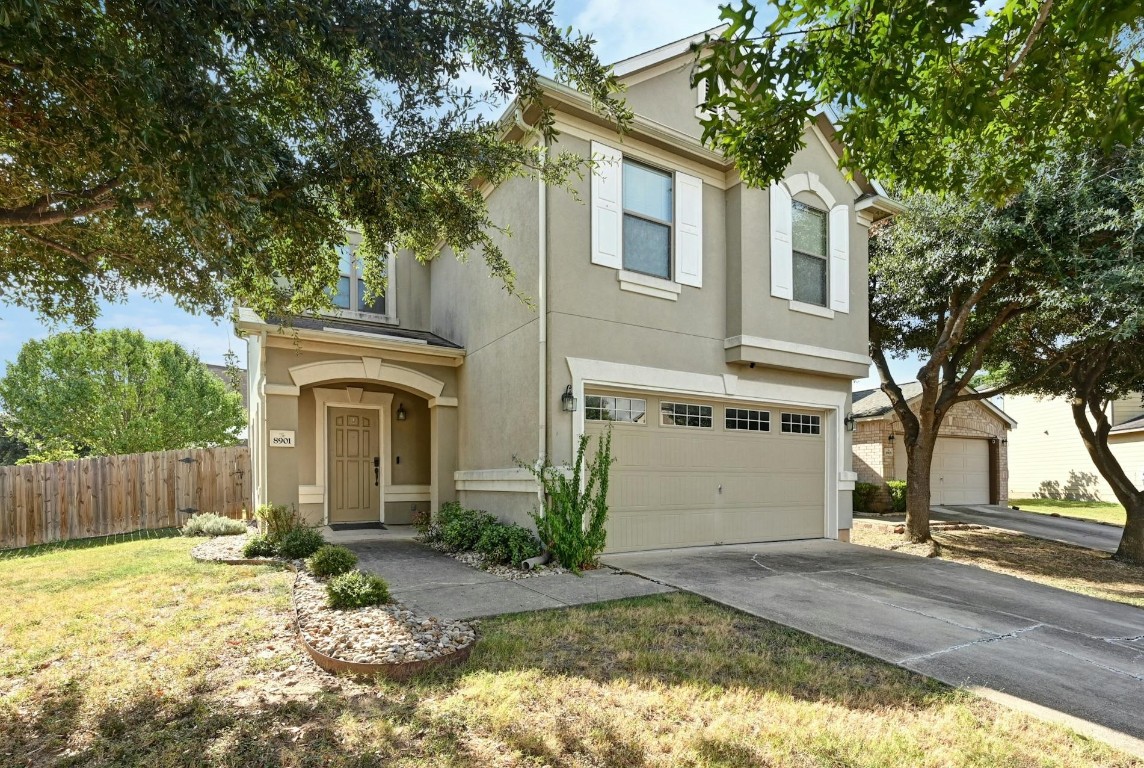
left=0, top=0, right=918, bottom=388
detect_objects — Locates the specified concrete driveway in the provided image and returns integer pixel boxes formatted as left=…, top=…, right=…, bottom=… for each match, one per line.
left=604, top=539, right=1144, bottom=755
left=933, top=504, right=1122, bottom=553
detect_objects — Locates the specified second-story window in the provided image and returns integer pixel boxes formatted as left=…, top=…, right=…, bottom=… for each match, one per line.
left=332, top=245, right=386, bottom=316
left=791, top=201, right=828, bottom=307
left=622, top=160, right=673, bottom=279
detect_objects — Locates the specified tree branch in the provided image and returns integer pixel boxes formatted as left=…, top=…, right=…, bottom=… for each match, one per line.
left=995, top=0, right=1054, bottom=90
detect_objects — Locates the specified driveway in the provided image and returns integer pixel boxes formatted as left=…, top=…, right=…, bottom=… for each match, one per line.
left=932, top=504, right=1122, bottom=553
left=340, top=534, right=673, bottom=620
left=604, top=539, right=1144, bottom=755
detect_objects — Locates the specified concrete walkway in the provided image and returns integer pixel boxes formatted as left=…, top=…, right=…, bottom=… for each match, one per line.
left=338, top=532, right=673, bottom=620
left=604, top=539, right=1144, bottom=756
left=931, top=504, right=1122, bottom=553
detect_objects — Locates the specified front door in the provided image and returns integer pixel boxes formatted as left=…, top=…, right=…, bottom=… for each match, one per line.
left=328, top=408, right=380, bottom=523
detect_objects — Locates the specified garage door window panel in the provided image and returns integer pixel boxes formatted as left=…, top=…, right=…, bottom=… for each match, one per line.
left=661, top=401, right=713, bottom=428
left=781, top=412, right=821, bottom=435
left=726, top=408, right=771, bottom=432
left=585, top=394, right=647, bottom=424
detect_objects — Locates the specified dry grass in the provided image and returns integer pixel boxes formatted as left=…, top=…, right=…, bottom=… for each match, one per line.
left=1009, top=498, right=1126, bottom=526
left=1, top=536, right=1139, bottom=767
left=853, top=519, right=1144, bottom=608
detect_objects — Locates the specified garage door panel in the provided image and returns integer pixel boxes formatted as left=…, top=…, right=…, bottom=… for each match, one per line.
left=931, top=438, right=990, bottom=505
left=587, top=392, right=826, bottom=552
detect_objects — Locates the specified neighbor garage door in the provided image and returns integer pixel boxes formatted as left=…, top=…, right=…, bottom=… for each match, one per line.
left=584, top=390, right=826, bottom=553
left=930, top=437, right=991, bottom=505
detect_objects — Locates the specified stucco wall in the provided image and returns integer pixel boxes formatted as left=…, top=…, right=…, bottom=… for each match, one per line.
left=457, top=490, right=538, bottom=530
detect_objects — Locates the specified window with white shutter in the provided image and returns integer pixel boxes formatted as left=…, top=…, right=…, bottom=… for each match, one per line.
left=590, top=141, right=623, bottom=270
left=673, top=171, right=703, bottom=287
left=769, top=183, right=793, bottom=299
left=829, top=204, right=851, bottom=313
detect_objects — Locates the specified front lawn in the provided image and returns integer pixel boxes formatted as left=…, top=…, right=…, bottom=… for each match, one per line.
left=1009, top=498, right=1126, bottom=526
left=852, top=519, right=1144, bottom=608
left=0, top=536, right=1135, bottom=767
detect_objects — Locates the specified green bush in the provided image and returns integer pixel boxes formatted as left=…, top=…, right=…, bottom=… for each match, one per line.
left=887, top=481, right=908, bottom=514
left=255, top=503, right=302, bottom=544
left=853, top=482, right=880, bottom=514
left=307, top=544, right=358, bottom=578
left=524, top=427, right=613, bottom=573
left=438, top=504, right=497, bottom=552
left=277, top=527, right=326, bottom=559
left=242, top=534, right=277, bottom=558
left=413, top=507, right=440, bottom=543
left=475, top=522, right=542, bottom=567
left=181, top=512, right=247, bottom=537
left=326, top=570, right=390, bottom=609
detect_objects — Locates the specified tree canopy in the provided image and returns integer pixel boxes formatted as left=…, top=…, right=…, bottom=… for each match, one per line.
left=0, top=0, right=628, bottom=325
left=0, top=329, right=246, bottom=458
left=695, top=0, right=1143, bottom=199
left=868, top=140, right=1144, bottom=541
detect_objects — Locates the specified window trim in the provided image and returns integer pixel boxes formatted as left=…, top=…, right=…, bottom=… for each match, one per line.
left=659, top=400, right=714, bottom=429
left=321, top=243, right=399, bottom=325
left=725, top=407, right=771, bottom=432
left=621, top=158, right=674, bottom=281
left=584, top=393, right=649, bottom=425
left=791, top=200, right=829, bottom=308
left=780, top=412, right=822, bottom=436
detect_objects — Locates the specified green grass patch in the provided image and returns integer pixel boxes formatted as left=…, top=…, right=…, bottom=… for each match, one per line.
left=0, top=538, right=1135, bottom=767
left=1009, top=498, right=1126, bottom=526
left=0, top=527, right=182, bottom=560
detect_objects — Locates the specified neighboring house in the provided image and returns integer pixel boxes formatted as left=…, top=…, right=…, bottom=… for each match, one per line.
left=851, top=383, right=1015, bottom=508
left=237, top=29, right=899, bottom=551
left=205, top=363, right=249, bottom=412
left=1006, top=394, right=1144, bottom=501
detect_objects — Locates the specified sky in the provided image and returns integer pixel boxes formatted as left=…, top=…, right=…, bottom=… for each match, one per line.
left=0, top=0, right=919, bottom=389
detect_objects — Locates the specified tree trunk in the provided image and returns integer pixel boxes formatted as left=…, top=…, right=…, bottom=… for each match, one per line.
left=1116, top=500, right=1144, bottom=565
left=903, top=435, right=937, bottom=542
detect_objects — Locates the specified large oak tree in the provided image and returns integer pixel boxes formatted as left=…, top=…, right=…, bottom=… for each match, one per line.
left=0, top=0, right=628, bottom=324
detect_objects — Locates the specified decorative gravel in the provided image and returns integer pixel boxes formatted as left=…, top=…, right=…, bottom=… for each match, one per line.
left=448, top=549, right=567, bottom=579
left=189, top=529, right=277, bottom=563
left=294, top=571, right=475, bottom=664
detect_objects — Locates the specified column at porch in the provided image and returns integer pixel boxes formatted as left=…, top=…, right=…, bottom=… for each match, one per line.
left=429, top=400, right=459, bottom=515
left=264, top=387, right=300, bottom=508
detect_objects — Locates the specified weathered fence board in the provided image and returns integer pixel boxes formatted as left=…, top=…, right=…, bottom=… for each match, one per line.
left=0, top=446, right=251, bottom=550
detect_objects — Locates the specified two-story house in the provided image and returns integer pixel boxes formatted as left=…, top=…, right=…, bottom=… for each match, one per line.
left=237, top=29, right=899, bottom=552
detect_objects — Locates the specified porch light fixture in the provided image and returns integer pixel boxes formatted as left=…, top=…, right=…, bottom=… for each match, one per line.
left=844, top=412, right=856, bottom=432
left=561, top=385, right=577, bottom=412
left=888, top=433, right=895, bottom=442
left=396, top=403, right=407, bottom=421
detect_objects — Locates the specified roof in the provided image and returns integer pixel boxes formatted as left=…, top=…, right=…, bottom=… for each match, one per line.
left=852, top=382, right=1017, bottom=428
left=1111, top=414, right=1144, bottom=435
left=611, top=26, right=728, bottom=78
left=268, top=315, right=463, bottom=350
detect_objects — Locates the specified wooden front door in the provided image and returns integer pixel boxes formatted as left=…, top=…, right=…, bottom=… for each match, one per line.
left=328, top=408, right=380, bottom=523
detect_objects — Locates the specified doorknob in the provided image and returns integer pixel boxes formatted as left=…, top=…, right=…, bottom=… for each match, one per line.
left=373, top=456, right=380, bottom=486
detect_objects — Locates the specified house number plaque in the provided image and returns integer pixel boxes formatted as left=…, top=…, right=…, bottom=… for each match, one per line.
left=269, top=430, right=296, bottom=448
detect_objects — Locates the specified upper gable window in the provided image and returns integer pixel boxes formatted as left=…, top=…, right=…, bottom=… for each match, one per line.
left=622, top=160, right=673, bottom=279
left=331, top=244, right=387, bottom=317
left=791, top=202, right=828, bottom=307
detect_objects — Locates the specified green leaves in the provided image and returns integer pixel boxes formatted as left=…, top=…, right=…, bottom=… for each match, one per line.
left=0, top=329, right=246, bottom=458
left=0, top=0, right=628, bottom=323
left=697, top=0, right=1143, bottom=199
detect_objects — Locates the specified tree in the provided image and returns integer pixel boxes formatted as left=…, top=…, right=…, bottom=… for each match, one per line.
left=0, top=416, right=28, bottom=465
left=869, top=142, right=1142, bottom=542
left=694, top=0, right=1142, bottom=199
left=0, top=329, right=245, bottom=458
left=0, top=0, right=629, bottom=325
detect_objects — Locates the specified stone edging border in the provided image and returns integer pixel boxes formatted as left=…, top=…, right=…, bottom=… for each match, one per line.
left=192, top=553, right=474, bottom=679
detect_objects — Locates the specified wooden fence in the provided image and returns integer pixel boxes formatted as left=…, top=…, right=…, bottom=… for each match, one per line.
left=0, top=445, right=251, bottom=550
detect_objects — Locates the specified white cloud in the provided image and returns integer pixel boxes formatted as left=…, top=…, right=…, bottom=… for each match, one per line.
left=567, top=0, right=727, bottom=64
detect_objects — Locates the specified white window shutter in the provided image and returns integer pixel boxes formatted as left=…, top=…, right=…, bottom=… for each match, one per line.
left=829, top=204, right=850, bottom=314
left=673, top=171, right=703, bottom=288
left=770, top=183, right=793, bottom=299
left=590, top=141, right=623, bottom=270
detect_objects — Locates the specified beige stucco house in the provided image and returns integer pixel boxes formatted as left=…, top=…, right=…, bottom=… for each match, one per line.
left=851, top=383, right=1015, bottom=508
left=237, top=30, right=899, bottom=552
left=1006, top=394, right=1144, bottom=501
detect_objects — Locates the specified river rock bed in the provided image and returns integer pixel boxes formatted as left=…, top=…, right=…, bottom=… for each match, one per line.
left=293, top=571, right=475, bottom=664
left=434, top=546, right=567, bottom=580
left=189, top=529, right=276, bottom=563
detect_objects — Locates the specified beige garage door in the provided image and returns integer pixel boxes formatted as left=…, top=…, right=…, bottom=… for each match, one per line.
left=930, top=437, right=990, bottom=505
left=585, top=391, right=826, bottom=553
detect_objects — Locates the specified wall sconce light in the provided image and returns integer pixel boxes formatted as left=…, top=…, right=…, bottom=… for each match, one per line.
left=561, top=385, right=577, bottom=412
left=1001, top=437, right=1008, bottom=445
left=844, top=412, right=856, bottom=432
left=396, top=403, right=407, bottom=421
left=990, top=436, right=998, bottom=445
left=888, top=433, right=895, bottom=442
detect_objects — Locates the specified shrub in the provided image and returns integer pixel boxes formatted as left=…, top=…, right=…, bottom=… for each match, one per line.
left=255, top=503, right=302, bottom=544
left=523, top=427, right=613, bottom=573
left=307, top=545, right=358, bottom=578
left=853, top=482, right=880, bottom=514
left=277, top=527, right=326, bottom=559
left=242, top=534, right=277, bottom=558
left=887, top=481, right=908, bottom=514
left=475, top=522, right=542, bottom=567
left=438, top=504, right=497, bottom=552
left=326, top=570, right=390, bottom=609
left=412, top=507, right=440, bottom=543
left=182, top=512, right=247, bottom=537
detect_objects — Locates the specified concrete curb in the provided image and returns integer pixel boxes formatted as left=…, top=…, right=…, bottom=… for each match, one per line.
left=193, top=553, right=475, bottom=678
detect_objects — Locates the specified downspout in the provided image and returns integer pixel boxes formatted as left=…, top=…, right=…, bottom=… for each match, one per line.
left=254, top=330, right=268, bottom=508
